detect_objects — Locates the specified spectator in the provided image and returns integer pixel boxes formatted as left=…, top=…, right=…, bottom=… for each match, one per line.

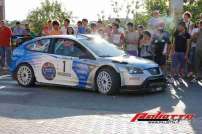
left=97, top=20, right=104, bottom=30
left=0, top=20, right=12, bottom=70
left=67, top=27, right=74, bottom=35
left=152, top=22, right=171, bottom=71
left=104, top=24, right=112, bottom=41
left=148, top=10, right=164, bottom=31
left=172, top=22, right=191, bottom=77
left=49, top=20, right=62, bottom=35
left=195, top=21, right=202, bottom=80
left=183, top=11, right=193, bottom=34
left=81, top=19, right=91, bottom=34
left=115, top=18, right=124, bottom=33
left=125, top=22, right=139, bottom=56
left=23, top=24, right=31, bottom=35
left=90, top=23, right=97, bottom=34
left=110, top=23, right=124, bottom=49
left=97, top=29, right=105, bottom=38
left=61, top=19, right=70, bottom=35
left=187, top=22, right=199, bottom=77
left=139, top=31, right=153, bottom=60
left=13, top=21, right=24, bottom=36
left=137, top=25, right=144, bottom=56
left=42, top=20, right=52, bottom=36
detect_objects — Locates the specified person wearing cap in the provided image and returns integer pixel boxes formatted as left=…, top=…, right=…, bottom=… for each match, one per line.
left=183, top=11, right=193, bottom=34
left=0, top=20, right=12, bottom=70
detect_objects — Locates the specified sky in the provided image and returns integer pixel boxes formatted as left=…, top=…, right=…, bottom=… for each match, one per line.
left=5, top=0, right=130, bottom=21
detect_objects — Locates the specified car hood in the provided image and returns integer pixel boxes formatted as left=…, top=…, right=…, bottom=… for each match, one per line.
left=106, top=55, right=158, bottom=69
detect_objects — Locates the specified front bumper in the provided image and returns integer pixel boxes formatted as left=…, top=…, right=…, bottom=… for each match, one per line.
left=121, top=75, right=166, bottom=92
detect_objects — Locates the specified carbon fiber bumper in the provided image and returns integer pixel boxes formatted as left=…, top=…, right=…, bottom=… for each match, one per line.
left=121, top=75, right=166, bottom=92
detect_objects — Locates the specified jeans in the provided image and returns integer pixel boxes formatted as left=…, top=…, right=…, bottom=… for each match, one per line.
left=172, top=52, right=185, bottom=73
left=0, top=46, right=11, bottom=67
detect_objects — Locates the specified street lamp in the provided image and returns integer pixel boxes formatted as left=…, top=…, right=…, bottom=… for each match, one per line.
left=0, top=0, right=5, bottom=20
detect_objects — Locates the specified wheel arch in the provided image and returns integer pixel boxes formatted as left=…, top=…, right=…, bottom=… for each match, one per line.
left=94, top=65, right=121, bottom=89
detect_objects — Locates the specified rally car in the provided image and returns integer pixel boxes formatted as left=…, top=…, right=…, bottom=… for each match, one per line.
left=10, top=35, right=166, bottom=95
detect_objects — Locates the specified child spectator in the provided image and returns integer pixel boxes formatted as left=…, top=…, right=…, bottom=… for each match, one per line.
left=139, top=31, right=153, bottom=60
left=172, top=22, right=191, bottom=77
left=67, top=27, right=74, bottom=35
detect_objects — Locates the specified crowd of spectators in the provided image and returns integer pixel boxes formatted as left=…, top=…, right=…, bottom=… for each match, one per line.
left=0, top=10, right=202, bottom=80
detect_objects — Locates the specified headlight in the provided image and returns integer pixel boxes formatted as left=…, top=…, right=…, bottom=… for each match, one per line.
left=126, top=66, right=143, bottom=74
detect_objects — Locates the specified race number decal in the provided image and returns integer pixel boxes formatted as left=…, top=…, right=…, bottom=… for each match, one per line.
left=42, top=62, right=56, bottom=80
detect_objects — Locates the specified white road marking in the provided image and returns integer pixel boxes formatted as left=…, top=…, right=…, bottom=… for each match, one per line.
left=0, top=91, right=31, bottom=96
left=0, top=75, right=11, bottom=79
left=0, top=86, right=6, bottom=90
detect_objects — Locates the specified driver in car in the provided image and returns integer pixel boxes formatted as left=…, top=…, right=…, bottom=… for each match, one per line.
left=55, top=40, right=81, bottom=57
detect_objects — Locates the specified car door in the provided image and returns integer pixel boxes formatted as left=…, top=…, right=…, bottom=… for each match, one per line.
left=52, top=38, right=75, bottom=86
left=25, top=38, right=59, bottom=84
left=68, top=41, right=97, bottom=89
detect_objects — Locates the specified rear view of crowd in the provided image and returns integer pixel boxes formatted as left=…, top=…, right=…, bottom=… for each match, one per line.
left=0, top=10, right=202, bottom=80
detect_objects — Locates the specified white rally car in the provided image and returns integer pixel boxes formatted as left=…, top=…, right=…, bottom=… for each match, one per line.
left=10, top=35, right=166, bottom=95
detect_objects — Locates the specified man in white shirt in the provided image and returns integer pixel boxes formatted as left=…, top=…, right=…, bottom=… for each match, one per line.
left=61, top=19, right=70, bottom=35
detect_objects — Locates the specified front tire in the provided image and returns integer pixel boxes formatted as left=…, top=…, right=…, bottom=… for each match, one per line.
left=96, top=68, right=120, bottom=95
left=16, top=64, right=35, bottom=87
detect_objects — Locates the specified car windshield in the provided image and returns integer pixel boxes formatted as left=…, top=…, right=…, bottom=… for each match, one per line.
left=79, top=37, right=126, bottom=57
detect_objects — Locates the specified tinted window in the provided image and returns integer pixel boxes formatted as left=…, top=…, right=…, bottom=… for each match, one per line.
left=26, top=39, right=51, bottom=53
left=53, top=39, right=91, bottom=58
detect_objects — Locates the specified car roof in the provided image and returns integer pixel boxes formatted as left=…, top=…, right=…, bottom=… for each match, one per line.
left=37, top=34, right=95, bottom=41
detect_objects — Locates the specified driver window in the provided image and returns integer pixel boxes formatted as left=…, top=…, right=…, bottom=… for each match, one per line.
left=54, top=39, right=89, bottom=58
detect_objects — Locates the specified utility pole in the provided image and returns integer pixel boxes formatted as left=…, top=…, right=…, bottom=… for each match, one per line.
left=0, top=0, right=5, bottom=20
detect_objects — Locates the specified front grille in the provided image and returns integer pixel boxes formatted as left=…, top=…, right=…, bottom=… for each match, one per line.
left=147, top=67, right=160, bottom=75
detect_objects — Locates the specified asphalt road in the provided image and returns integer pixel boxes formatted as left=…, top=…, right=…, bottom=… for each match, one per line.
left=0, top=74, right=202, bottom=134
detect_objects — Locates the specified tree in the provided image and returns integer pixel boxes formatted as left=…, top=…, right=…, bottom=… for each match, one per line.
left=184, top=0, right=202, bottom=22
left=132, top=13, right=150, bottom=26
left=27, top=0, right=72, bottom=34
left=145, top=0, right=169, bottom=15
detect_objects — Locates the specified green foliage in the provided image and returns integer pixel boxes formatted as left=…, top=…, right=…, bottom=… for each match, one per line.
left=184, top=0, right=202, bottom=22
left=145, top=0, right=169, bottom=15
left=27, top=0, right=72, bottom=34
left=132, top=13, right=150, bottom=26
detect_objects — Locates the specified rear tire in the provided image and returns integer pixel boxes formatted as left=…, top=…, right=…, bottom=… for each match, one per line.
left=16, top=64, right=35, bottom=87
left=96, top=68, right=120, bottom=95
